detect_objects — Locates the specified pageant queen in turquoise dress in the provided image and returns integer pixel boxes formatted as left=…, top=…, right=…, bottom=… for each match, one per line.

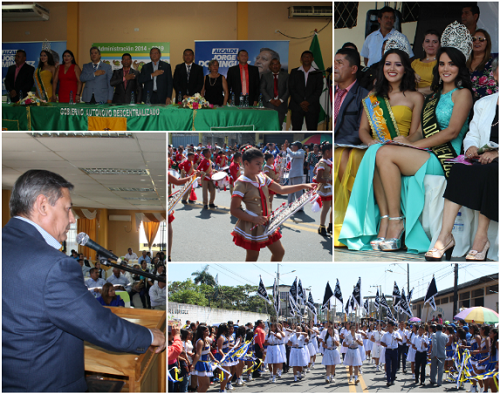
left=339, top=22, right=473, bottom=254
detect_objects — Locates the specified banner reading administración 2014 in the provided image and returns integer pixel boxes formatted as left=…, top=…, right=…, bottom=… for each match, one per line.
left=2, top=41, right=67, bottom=94
left=195, top=40, right=289, bottom=78
left=92, top=42, right=170, bottom=72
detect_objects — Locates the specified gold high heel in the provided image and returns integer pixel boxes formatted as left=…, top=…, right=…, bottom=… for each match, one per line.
left=380, top=216, right=405, bottom=251
left=466, top=240, right=490, bottom=261
left=370, top=215, right=389, bottom=251
left=425, top=235, right=455, bottom=261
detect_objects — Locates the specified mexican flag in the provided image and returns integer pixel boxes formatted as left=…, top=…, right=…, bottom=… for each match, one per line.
left=310, top=32, right=330, bottom=127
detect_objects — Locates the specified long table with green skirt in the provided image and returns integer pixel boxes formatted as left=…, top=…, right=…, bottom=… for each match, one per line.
left=2, top=103, right=280, bottom=131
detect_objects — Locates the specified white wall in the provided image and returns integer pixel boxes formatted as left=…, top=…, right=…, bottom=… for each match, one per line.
left=334, top=2, right=417, bottom=62
left=168, top=302, right=270, bottom=325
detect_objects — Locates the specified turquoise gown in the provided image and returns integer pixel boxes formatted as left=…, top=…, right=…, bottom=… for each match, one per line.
left=338, top=88, right=469, bottom=254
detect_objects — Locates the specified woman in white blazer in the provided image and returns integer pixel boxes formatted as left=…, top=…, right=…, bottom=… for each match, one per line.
left=425, top=58, right=498, bottom=261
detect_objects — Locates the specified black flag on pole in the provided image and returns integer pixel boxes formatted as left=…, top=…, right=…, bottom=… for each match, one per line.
left=350, top=294, right=356, bottom=311
left=257, top=276, right=272, bottom=305
left=424, top=277, right=438, bottom=305
left=290, top=277, right=298, bottom=303
left=273, top=278, right=280, bottom=316
left=380, top=293, right=390, bottom=310
left=334, top=279, right=343, bottom=304
left=399, top=288, right=413, bottom=317
left=290, top=294, right=302, bottom=317
left=298, top=279, right=306, bottom=305
left=364, top=299, right=369, bottom=313
left=407, top=288, right=413, bottom=304
left=429, top=297, right=437, bottom=311
left=345, top=295, right=351, bottom=314
left=392, top=281, right=401, bottom=308
left=385, top=305, right=397, bottom=322
left=352, top=277, right=361, bottom=307
left=322, top=281, right=334, bottom=310
left=288, top=292, right=296, bottom=316
left=307, top=291, right=317, bottom=315
left=374, top=289, right=381, bottom=309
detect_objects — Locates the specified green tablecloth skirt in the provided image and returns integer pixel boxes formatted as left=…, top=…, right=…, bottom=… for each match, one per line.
left=2, top=103, right=281, bottom=131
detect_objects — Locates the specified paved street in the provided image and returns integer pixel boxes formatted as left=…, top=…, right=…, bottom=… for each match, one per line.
left=205, top=354, right=470, bottom=392
left=335, top=247, right=474, bottom=262
left=169, top=188, right=332, bottom=262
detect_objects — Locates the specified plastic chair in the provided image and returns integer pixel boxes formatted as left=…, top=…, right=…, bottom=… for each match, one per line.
left=115, top=290, right=131, bottom=308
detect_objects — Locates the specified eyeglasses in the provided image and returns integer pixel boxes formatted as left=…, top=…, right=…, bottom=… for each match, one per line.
left=472, top=37, right=488, bottom=42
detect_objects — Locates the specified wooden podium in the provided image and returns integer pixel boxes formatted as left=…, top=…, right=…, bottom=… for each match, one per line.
left=84, top=307, right=166, bottom=392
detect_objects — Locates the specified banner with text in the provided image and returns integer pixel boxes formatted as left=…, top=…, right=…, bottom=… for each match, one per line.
left=194, top=40, right=289, bottom=79
left=2, top=41, right=67, bottom=94
left=92, top=42, right=170, bottom=73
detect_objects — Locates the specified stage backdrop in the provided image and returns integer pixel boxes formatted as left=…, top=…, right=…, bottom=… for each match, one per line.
left=2, top=41, right=67, bottom=95
left=195, top=40, right=289, bottom=78
left=92, top=42, right=170, bottom=73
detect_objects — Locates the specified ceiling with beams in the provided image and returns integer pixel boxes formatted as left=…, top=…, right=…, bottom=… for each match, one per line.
left=2, top=133, right=166, bottom=211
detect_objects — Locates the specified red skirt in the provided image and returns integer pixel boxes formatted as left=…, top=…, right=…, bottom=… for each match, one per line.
left=231, top=229, right=282, bottom=251
left=320, top=195, right=332, bottom=202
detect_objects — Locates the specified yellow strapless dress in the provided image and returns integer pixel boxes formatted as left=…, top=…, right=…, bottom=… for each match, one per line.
left=35, top=69, right=53, bottom=100
left=334, top=104, right=413, bottom=246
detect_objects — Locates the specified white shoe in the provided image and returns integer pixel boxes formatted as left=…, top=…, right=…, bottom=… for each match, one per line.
left=470, top=386, right=477, bottom=393
left=325, top=376, right=330, bottom=383
left=294, top=375, right=298, bottom=382
left=376, top=365, right=379, bottom=371
left=247, top=375, right=252, bottom=382
left=331, top=376, right=336, bottom=383
left=355, top=375, right=360, bottom=384
left=349, top=376, right=353, bottom=383
left=306, top=368, right=311, bottom=373
left=359, top=368, right=363, bottom=375
left=412, top=374, right=415, bottom=380
left=272, top=376, right=276, bottom=383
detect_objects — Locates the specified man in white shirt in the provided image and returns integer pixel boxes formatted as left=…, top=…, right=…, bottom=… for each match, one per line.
left=397, top=322, right=410, bottom=373
left=412, top=325, right=428, bottom=385
left=85, top=268, right=106, bottom=298
left=149, top=279, right=166, bottom=310
left=107, top=268, right=131, bottom=292
left=380, top=321, right=403, bottom=386
left=138, top=250, right=151, bottom=266
left=124, top=248, right=138, bottom=261
left=360, top=6, right=414, bottom=67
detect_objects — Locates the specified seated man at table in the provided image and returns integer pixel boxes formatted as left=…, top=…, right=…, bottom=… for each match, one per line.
left=260, top=58, right=289, bottom=127
left=124, top=247, right=138, bottom=260
left=96, top=283, right=125, bottom=307
left=149, top=276, right=166, bottom=310
left=80, top=46, right=113, bottom=104
left=107, top=267, right=131, bottom=292
left=4, top=49, right=35, bottom=103
left=110, top=53, right=142, bottom=104
left=78, top=258, right=91, bottom=277
left=138, top=250, right=151, bottom=267
left=85, top=268, right=106, bottom=298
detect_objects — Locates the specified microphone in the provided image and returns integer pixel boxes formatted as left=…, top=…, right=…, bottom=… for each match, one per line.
left=76, top=232, right=122, bottom=263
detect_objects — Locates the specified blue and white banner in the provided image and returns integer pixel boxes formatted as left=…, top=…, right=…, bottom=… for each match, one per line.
left=194, top=40, right=289, bottom=78
left=2, top=41, right=67, bottom=94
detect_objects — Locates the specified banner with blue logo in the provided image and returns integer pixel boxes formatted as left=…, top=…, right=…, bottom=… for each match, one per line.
left=194, top=40, right=289, bottom=79
left=2, top=41, right=67, bottom=94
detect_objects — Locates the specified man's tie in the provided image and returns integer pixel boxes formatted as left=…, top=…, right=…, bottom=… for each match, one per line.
left=242, top=67, right=247, bottom=95
left=93, top=63, right=98, bottom=73
left=187, top=64, right=191, bottom=84
left=273, top=74, right=278, bottom=99
left=334, top=88, right=347, bottom=123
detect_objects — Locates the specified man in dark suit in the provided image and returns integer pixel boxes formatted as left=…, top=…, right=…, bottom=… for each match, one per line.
left=173, top=49, right=204, bottom=101
left=226, top=49, right=260, bottom=106
left=288, top=50, right=324, bottom=130
left=110, top=53, right=142, bottom=104
left=139, top=47, right=173, bottom=104
left=80, top=46, right=114, bottom=104
left=334, top=48, right=369, bottom=144
left=4, top=49, right=35, bottom=103
left=260, top=58, right=290, bottom=127
left=2, top=170, right=165, bottom=392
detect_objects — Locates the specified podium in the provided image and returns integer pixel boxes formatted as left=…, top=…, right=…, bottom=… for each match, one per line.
left=84, top=307, right=166, bottom=392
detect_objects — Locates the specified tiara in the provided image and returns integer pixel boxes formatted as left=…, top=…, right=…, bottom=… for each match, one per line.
left=441, top=21, right=472, bottom=61
left=41, top=39, right=51, bottom=52
left=384, top=30, right=411, bottom=57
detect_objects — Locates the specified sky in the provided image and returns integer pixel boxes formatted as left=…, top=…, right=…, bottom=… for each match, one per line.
left=168, top=262, right=497, bottom=304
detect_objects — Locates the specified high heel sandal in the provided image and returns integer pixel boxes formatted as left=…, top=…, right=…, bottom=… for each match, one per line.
left=370, top=215, right=389, bottom=251
left=465, top=240, right=490, bottom=261
left=380, top=216, right=405, bottom=251
left=425, top=235, right=455, bottom=261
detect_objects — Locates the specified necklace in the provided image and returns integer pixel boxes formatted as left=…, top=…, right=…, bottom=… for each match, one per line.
left=425, top=57, right=436, bottom=61
left=209, top=74, right=218, bottom=86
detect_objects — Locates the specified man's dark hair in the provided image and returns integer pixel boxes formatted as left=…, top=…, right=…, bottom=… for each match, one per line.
left=436, top=324, right=443, bottom=331
left=89, top=268, right=97, bottom=275
left=238, top=49, right=248, bottom=56
left=463, top=3, right=480, bottom=18
left=256, top=319, right=263, bottom=327
left=301, top=50, right=314, bottom=58
left=122, top=53, right=132, bottom=60
left=264, top=153, right=274, bottom=161
left=183, top=48, right=194, bottom=55
left=16, top=49, right=27, bottom=58
left=10, top=170, right=74, bottom=218
left=90, top=46, right=101, bottom=55
left=150, top=47, right=162, bottom=56
left=336, top=48, right=360, bottom=69
left=202, top=148, right=210, bottom=156
left=341, top=42, right=358, bottom=52
left=387, top=321, right=395, bottom=326
left=378, top=6, right=395, bottom=19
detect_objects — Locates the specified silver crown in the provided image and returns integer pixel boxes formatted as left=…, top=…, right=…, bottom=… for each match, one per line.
left=41, top=39, right=51, bottom=52
left=441, top=21, right=472, bottom=61
left=384, top=30, right=411, bottom=57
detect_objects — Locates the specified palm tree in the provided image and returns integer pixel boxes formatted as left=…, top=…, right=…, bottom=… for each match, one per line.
left=191, top=265, right=216, bottom=287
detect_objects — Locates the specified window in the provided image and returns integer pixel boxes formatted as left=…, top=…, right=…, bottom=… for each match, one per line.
left=435, top=299, right=441, bottom=305
left=473, top=297, right=484, bottom=307
left=459, top=291, right=470, bottom=301
left=65, top=221, right=78, bottom=256
left=139, top=221, right=166, bottom=252
left=472, top=288, right=484, bottom=298
left=335, top=2, right=358, bottom=29
left=487, top=284, right=499, bottom=294
left=401, top=2, right=420, bottom=23
left=460, top=300, right=470, bottom=308
left=441, top=297, right=448, bottom=304
left=280, top=292, right=289, bottom=301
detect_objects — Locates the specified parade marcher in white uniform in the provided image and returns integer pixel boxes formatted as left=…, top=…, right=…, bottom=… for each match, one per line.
left=397, top=322, right=410, bottom=374
left=263, top=323, right=285, bottom=383
left=321, top=325, right=341, bottom=383
left=371, top=323, right=385, bottom=371
left=356, top=324, right=367, bottom=374
left=407, top=325, right=418, bottom=380
left=288, top=325, right=310, bottom=382
left=381, top=321, right=403, bottom=386
left=277, top=323, right=286, bottom=378
left=340, top=322, right=350, bottom=360
left=307, top=326, right=319, bottom=371
left=191, top=325, right=216, bottom=393
left=364, top=324, right=374, bottom=361
left=343, top=325, right=364, bottom=384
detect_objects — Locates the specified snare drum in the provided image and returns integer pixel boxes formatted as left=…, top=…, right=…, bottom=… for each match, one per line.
left=168, top=169, right=180, bottom=179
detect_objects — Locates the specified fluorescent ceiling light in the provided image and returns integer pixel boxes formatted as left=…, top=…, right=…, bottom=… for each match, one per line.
left=108, top=187, right=156, bottom=192
left=79, top=168, right=150, bottom=175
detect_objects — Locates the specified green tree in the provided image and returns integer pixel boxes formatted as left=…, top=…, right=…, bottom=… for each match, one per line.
left=168, top=279, right=211, bottom=306
left=191, top=265, right=216, bottom=287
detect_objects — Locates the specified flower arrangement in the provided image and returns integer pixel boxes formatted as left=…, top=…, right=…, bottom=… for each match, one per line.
left=181, top=93, right=213, bottom=109
left=14, top=91, right=49, bottom=106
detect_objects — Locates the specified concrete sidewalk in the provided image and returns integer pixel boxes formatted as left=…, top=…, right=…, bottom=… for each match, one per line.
left=334, top=247, right=465, bottom=262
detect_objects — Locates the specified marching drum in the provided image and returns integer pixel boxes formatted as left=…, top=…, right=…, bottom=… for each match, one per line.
left=168, top=169, right=180, bottom=179
left=211, top=171, right=230, bottom=191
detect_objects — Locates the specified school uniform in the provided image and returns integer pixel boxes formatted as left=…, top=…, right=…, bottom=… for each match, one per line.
left=264, top=333, right=285, bottom=364
left=288, top=333, right=309, bottom=367
left=322, top=333, right=341, bottom=366
left=263, top=164, right=279, bottom=196
left=344, top=332, right=363, bottom=366
left=197, top=157, right=215, bottom=206
left=192, top=339, right=214, bottom=376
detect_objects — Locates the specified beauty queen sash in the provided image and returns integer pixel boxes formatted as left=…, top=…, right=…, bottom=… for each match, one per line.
left=362, top=94, right=400, bottom=142
left=421, top=89, right=457, bottom=178
left=34, top=68, right=48, bottom=101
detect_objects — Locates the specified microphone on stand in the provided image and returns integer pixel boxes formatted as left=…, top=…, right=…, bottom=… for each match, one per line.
left=76, top=232, right=122, bottom=264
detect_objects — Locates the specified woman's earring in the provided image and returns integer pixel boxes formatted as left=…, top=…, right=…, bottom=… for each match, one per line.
left=439, top=77, right=442, bottom=84
left=457, top=79, right=463, bottom=87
